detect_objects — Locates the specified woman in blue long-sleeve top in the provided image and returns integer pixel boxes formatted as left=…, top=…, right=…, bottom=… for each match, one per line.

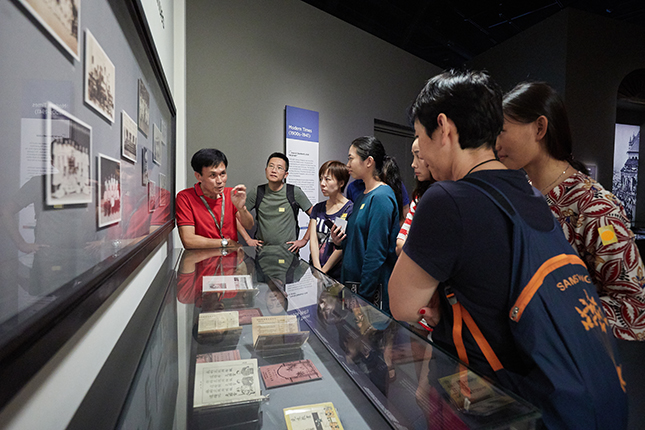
left=332, top=136, right=401, bottom=314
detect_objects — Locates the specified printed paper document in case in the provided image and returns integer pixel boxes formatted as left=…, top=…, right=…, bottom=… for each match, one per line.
left=260, top=359, right=322, bottom=388
left=237, top=308, right=263, bottom=325
left=284, top=402, right=343, bottom=430
left=193, top=359, right=264, bottom=408
left=196, top=349, right=241, bottom=363
left=438, top=369, right=515, bottom=416
left=202, top=274, right=253, bottom=292
left=197, top=311, right=239, bottom=334
left=251, top=315, right=310, bottom=350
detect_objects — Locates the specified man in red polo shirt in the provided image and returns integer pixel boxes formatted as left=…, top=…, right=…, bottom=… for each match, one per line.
left=176, top=148, right=254, bottom=249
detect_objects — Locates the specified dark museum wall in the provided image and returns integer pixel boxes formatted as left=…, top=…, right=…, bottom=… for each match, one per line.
left=467, top=10, right=569, bottom=96
left=469, top=8, right=645, bottom=192
left=564, top=8, right=645, bottom=191
left=185, top=0, right=442, bottom=197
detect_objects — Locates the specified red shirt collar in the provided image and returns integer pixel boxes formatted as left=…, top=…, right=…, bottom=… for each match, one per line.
left=194, top=183, right=222, bottom=200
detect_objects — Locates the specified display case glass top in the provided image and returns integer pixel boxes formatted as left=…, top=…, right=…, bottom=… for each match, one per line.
left=175, top=245, right=540, bottom=429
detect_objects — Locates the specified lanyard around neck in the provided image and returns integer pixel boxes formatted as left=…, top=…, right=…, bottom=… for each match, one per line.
left=196, top=184, right=225, bottom=237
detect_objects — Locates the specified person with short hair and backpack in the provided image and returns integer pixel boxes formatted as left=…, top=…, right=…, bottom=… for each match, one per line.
left=390, top=70, right=627, bottom=429
left=244, top=152, right=312, bottom=253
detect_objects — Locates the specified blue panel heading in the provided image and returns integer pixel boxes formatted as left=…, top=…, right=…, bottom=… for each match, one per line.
left=286, top=105, right=319, bottom=142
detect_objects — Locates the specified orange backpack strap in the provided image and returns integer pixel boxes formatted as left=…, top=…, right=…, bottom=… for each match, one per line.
left=447, top=286, right=504, bottom=372
left=462, top=306, right=504, bottom=371
left=447, top=290, right=469, bottom=365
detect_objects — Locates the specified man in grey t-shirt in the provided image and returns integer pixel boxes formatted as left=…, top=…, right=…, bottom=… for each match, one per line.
left=244, top=152, right=312, bottom=253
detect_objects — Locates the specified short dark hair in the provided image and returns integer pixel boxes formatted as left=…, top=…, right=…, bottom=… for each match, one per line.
left=191, top=148, right=228, bottom=173
left=266, top=152, right=290, bottom=171
left=319, top=160, right=350, bottom=193
left=503, top=81, right=588, bottom=175
left=409, top=70, right=503, bottom=150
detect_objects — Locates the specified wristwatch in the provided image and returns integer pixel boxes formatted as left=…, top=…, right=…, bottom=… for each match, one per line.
left=221, top=238, right=229, bottom=247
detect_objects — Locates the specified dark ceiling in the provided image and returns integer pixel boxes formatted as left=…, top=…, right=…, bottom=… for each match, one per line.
left=301, top=0, right=645, bottom=69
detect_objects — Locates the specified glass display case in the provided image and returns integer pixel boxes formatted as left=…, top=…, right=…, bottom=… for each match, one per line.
left=170, top=245, right=541, bottom=430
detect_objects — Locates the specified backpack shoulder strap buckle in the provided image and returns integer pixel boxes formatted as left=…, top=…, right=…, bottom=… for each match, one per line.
left=445, top=285, right=458, bottom=306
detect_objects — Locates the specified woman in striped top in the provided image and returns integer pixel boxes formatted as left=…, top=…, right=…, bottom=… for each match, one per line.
left=396, top=138, right=434, bottom=255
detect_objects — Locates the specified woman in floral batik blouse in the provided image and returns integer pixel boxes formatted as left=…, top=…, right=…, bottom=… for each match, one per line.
left=496, top=81, right=645, bottom=342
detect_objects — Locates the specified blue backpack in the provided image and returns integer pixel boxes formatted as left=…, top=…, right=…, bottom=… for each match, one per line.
left=446, top=176, right=628, bottom=430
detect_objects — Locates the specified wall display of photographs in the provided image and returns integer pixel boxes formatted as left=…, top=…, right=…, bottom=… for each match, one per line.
left=153, top=124, right=162, bottom=165
left=84, top=30, right=115, bottom=123
left=138, top=79, right=150, bottom=137
left=18, top=0, right=81, bottom=61
left=159, top=173, right=167, bottom=207
left=148, top=180, right=156, bottom=213
left=121, top=111, right=137, bottom=163
left=142, top=146, right=149, bottom=186
left=46, top=102, right=92, bottom=206
left=2, top=0, right=178, bottom=412
left=98, top=153, right=121, bottom=227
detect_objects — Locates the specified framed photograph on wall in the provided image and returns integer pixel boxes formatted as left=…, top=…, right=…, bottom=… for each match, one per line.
left=98, top=153, right=121, bottom=227
left=148, top=179, right=156, bottom=212
left=84, top=29, right=115, bottom=123
left=161, top=119, right=167, bottom=145
left=153, top=124, right=162, bottom=165
left=46, top=102, right=92, bottom=206
left=159, top=173, right=167, bottom=207
left=121, top=111, right=137, bottom=163
left=17, top=0, right=81, bottom=61
left=138, top=79, right=150, bottom=137
left=142, top=146, right=149, bottom=185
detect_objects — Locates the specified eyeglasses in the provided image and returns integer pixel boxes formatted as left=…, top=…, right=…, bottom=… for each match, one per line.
left=267, top=164, right=285, bottom=172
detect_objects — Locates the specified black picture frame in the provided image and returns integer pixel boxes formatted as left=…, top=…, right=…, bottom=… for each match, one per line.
left=0, top=0, right=177, bottom=410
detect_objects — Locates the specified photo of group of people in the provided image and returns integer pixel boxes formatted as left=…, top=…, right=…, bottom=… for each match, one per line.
left=138, top=79, right=150, bottom=137
left=18, top=0, right=80, bottom=60
left=98, top=154, right=121, bottom=227
left=122, top=111, right=138, bottom=162
left=46, top=102, right=92, bottom=206
left=84, top=29, right=115, bottom=123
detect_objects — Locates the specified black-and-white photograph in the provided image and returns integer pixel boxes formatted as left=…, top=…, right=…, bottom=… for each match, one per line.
left=98, top=153, right=121, bottom=227
left=161, top=119, right=167, bottom=146
left=613, top=123, right=641, bottom=223
left=84, top=30, right=115, bottom=123
left=138, top=79, right=150, bottom=136
left=159, top=173, right=167, bottom=207
left=148, top=180, right=156, bottom=213
left=142, top=146, right=149, bottom=186
left=153, top=124, right=162, bottom=166
left=46, top=102, right=92, bottom=206
left=121, top=110, right=137, bottom=163
left=18, top=0, right=80, bottom=60
left=159, top=172, right=166, bottom=191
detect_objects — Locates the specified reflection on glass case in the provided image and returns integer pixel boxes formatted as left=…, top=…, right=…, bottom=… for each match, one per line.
left=175, top=246, right=540, bottom=429
left=0, top=0, right=176, bottom=409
